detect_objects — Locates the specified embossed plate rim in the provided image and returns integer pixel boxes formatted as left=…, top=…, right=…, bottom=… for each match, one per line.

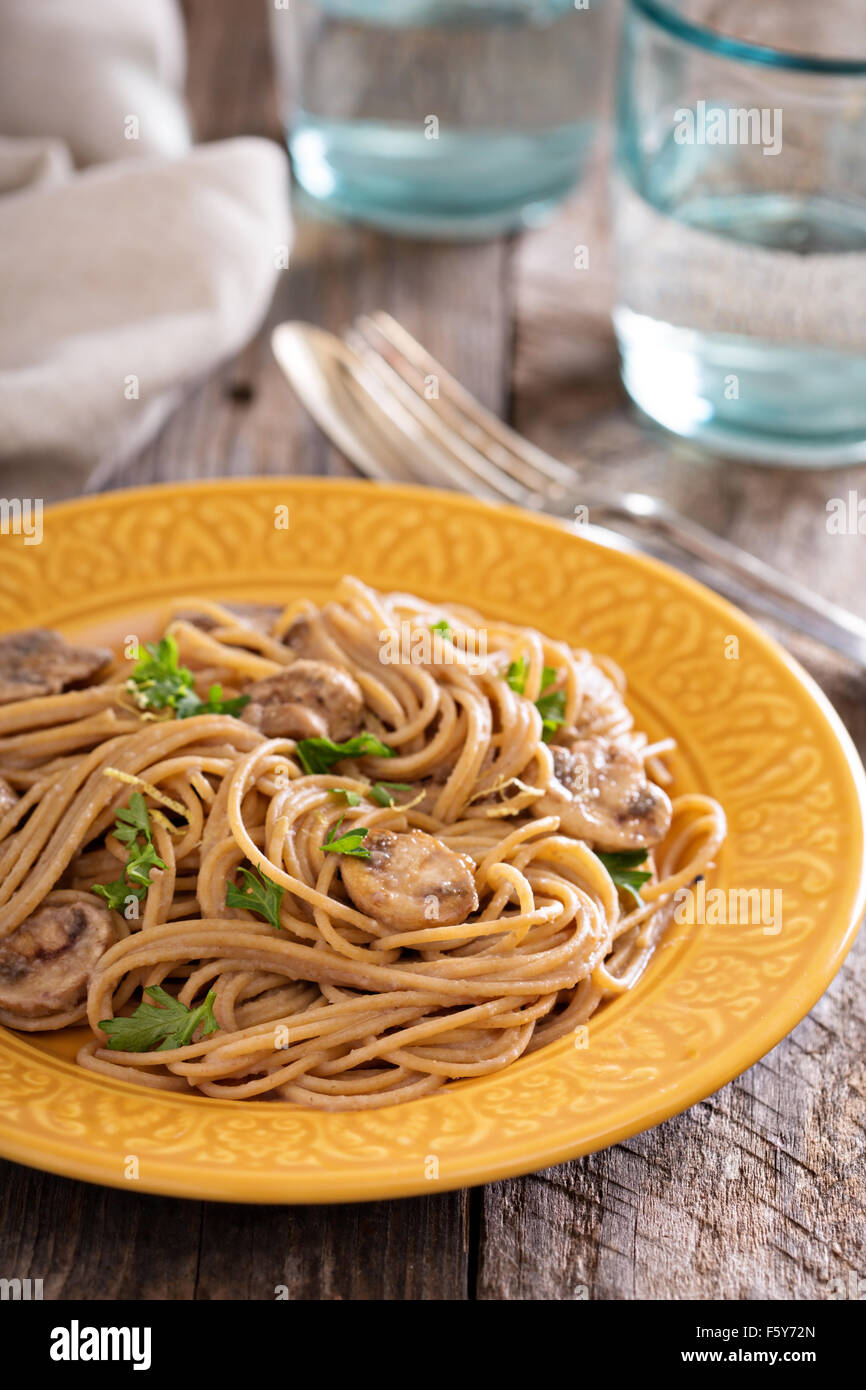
left=0, top=477, right=863, bottom=1203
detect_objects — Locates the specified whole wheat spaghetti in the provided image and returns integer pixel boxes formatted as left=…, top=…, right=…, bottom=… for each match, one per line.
left=0, top=578, right=725, bottom=1110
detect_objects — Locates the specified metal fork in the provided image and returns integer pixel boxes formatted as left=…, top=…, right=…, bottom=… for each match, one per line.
left=271, top=312, right=866, bottom=666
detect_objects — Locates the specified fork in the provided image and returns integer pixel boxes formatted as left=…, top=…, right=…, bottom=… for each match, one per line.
left=271, top=312, right=866, bottom=667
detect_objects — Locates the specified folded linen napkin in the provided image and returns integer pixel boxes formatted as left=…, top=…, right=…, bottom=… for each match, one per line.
left=0, top=0, right=189, bottom=166
left=0, top=0, right=292, bottom=501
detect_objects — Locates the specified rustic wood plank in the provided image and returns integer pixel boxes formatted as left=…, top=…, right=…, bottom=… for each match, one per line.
left=194, top=1194, right=472, bottom=1300
left=127, top=219, right=511, bottom=490
left=478, top=967, right=865, bottom=1300
left=0, top=1160, right=472, bottom=1300
left=474, top=164, right=866, bottom=1301
left=0, top=1163, right=202, bottom=1300
left=182, top=0, right=281, bottom=144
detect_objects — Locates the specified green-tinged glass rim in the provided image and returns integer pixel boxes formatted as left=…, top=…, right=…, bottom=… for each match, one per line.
left=628, top=0, right=866, bottom=75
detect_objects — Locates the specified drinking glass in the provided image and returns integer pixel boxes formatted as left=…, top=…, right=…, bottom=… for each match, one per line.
left=269, top=0, right=610, bottom=238
left=614, top=0, right=866, bottom=465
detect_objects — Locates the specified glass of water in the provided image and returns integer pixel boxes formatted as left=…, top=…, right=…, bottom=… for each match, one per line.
left=269, top=0, right=610, bottom=239
left=614, top=0, right=866, bottom=466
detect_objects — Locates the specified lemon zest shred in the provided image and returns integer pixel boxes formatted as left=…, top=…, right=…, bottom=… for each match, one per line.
left=149, top=808, right=185, bottom=837
left=466, top=776, right=545, bottom=813
left=104, top=767, right=188, bottom=820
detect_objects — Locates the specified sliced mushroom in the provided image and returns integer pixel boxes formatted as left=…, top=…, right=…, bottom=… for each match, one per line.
left=0, top=629, right=112, bottom=705
left=242, top=660, right=364, bottom=742
left=340, top=828, right=478, bottom=931
left=282, top=613, right=345, bottom=665
left=535, top=737, right=672, bottom=851
left=0, top=777, right=17, bottom=818
left=175, top=603, right=283, bottom=636
left=0, top=899, right=116, bottom=1019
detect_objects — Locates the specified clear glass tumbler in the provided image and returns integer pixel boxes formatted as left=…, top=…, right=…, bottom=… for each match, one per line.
left=269, top=0, right=609, bottom=239
left=614, top=0, right=866, bottom=466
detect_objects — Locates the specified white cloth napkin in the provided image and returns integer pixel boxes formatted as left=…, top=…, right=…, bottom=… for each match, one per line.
left=0, top=0, right=292, bottom=500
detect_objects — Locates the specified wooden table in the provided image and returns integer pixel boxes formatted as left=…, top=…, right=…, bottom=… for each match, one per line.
left=1, top=0, right=863, bottom=1301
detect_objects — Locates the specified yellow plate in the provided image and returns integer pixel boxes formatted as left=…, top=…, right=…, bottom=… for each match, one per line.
left=1, top=478, right=864, bottom=1202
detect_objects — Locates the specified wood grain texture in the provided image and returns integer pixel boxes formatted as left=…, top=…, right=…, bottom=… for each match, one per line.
left=0, top=0, right=863, bottom=1302
left=477, top=159, right=866, bottom=1304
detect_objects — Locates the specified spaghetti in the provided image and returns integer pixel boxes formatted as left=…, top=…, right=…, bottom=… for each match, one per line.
left=0, top=578, right=725, bottom=1110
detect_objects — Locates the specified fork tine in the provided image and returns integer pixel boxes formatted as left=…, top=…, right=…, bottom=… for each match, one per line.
left=358, top=311, right=578, bottom=494
left=354, top=313, right=552, bottom=499
left=339, top=350, right=508, bottom=503
left=344, top=326, right=533, bottom=507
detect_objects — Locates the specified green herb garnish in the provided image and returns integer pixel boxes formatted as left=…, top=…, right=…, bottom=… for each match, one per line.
left=536, top=691, right=566, bottom=742
left=93, top=792, right=166, bottom=910
left=332, top=781, right=412, bottom=807
left=113, top=794, right=152, bottom=845
left=596, top=850, right=652, bottom=909
left=330, top=788, right=362, bottom=806
left=99, top=985, right=218, bottom=1052
left=430, top=619, right=453, bottom=641
left=368, top=781, right=413, bottom=807
left=225, top=865, right=285, bottom=930
left=506, top=659, right=565, bottom=741
left=124, top=841, right=168, bottom=889
left=295, top=732, right=395, bottom=775
left=91, top=878, right=134, bottom=912
left=321, top=816, right=370, bottom=858
left=127, top=634, right=249, bottom=720
left=183, top=683, right=250, bottom=719
left=506, top=655, right=529, bottom=694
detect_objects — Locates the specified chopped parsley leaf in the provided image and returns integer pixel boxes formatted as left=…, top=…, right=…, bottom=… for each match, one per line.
left=127, top=634, right=249, bottom=720
left=99, top=986, right=218, bottom=1052
left=225, top=865, right=285, bottom=930
left=321, top=816, right=370, bottom=858
left=93, top=792, right=166, bottom=909
left=295, top=732, right=394, bottom=776
left=595, top=850, right=652, bottom=909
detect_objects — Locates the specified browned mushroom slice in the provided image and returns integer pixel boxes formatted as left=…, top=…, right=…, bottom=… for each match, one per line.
left=282, top=614, right=345, bottom=664
left=535, top=737, right=672, bottom=852
left=242, top=661, right=364, bottom=742
left=175, top=603, right=283, bottom=635
left=0, top=629, right=112, bottom=705
left=340, top=828, right=478, bottom=931
left=0, top=899, right=116, bottom=1019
